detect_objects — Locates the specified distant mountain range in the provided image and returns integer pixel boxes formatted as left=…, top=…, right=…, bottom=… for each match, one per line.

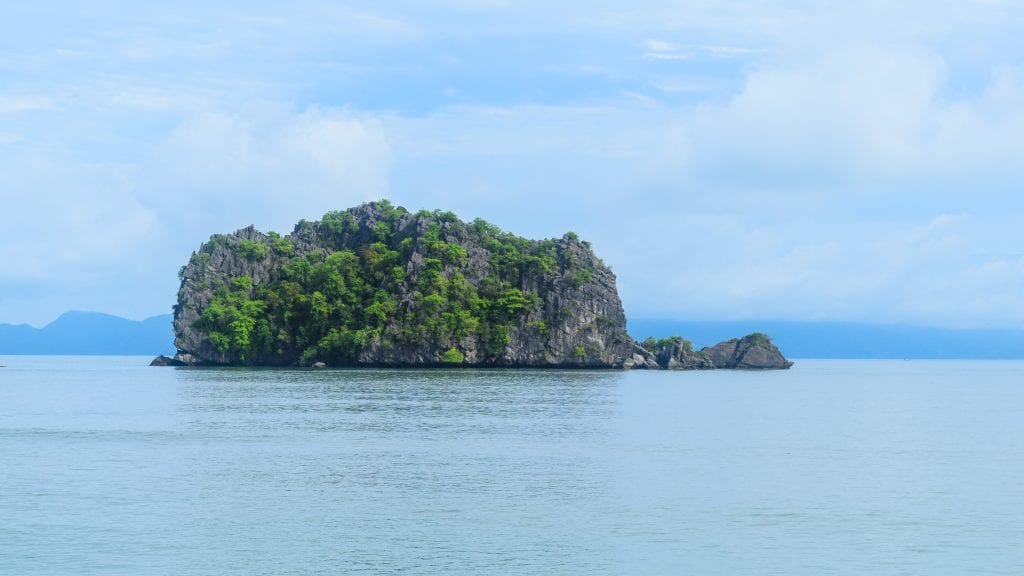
left=0, top=311, right=174, bottom=355
left=629, top=319, right=1024, bottom=359
left=3, top=311, right=1024, bottom=359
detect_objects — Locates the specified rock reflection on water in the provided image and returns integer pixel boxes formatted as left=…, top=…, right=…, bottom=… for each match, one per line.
left=164, top=367, right=625, bottom=575
left=176, top=368, right=621, bottom=436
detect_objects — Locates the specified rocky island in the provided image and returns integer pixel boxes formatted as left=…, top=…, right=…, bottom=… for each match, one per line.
left=163, top=201, right=791, bottom=370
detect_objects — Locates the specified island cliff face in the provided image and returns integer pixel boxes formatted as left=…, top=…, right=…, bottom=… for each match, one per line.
left=171, top=201, right=791, bottom=370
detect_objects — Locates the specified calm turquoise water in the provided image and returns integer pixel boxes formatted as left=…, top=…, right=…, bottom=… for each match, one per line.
left=2, top=357, right=1024, bottom=575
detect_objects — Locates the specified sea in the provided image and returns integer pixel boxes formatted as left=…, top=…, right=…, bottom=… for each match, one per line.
left=2, top=357, right=1023, bottom=575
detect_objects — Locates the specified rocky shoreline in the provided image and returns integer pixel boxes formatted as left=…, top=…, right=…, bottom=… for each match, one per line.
left=152, top=331, right=792, bottom=370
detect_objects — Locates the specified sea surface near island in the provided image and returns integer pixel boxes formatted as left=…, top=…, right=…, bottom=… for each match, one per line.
left=2, top=357, right=1023, bottom=575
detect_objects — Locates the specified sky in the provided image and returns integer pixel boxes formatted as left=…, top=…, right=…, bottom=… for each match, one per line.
left=2, top=1, right=1024, bottom=328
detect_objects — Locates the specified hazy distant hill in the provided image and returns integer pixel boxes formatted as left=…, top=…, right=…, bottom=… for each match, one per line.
left=630, top=319, right=1024, bottom=359
left=4, top=311, right=1023, bottom=359
left=0, top=311, right=173, bottom=355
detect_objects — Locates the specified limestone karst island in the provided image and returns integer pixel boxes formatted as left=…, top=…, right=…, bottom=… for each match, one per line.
left=156, top=201, right=791, bottom=370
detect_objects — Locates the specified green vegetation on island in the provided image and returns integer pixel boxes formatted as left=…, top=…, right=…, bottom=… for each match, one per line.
left=641, top=335, right=694, bottom=353
left=179, top=201, right=603, bottom=366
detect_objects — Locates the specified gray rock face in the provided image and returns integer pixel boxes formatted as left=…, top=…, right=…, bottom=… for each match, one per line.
left=656, top=342, right=715, bottom=370
left=173, top=225, right=278, bottom=365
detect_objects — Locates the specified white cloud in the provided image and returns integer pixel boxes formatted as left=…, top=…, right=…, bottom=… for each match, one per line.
left=612, top=210, right=990, bottom=326
left=686, top=45, right=943, bottom=180
left=0, top=96, right=58, bottom=115
left=0, top=146, right=160, bottom=325
left=281, top=108, right=391, bottom=197
left=645, top=39, right=694, bottom=61
left=705, top=45, right=759, bottom=58
left=645, top=39, right=759, bottom=61
left=0, top=154, right=151, bottom=277
left=653, top=79, right=718, bottom=94
left=614, top=36, right=1024, bottom=325
left=0, top=104, right=391, bottom=325
left=146, top=106, right=391, bottom=236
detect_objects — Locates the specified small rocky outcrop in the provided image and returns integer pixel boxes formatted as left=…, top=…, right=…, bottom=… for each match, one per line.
left=643, top=333, right=792, bottom=370
left=699, top=333, right=793, bottom=369
left=149, top=354, right=185, bottom=366
left=149, top=353, right=202, bottom=366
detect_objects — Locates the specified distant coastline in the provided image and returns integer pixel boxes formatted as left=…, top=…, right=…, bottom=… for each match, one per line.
left=0, top=311, right=174, bottom=356
left=3, top=311, right=1024, bottom=359
left=631, top=319, right=1024, bottom=360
